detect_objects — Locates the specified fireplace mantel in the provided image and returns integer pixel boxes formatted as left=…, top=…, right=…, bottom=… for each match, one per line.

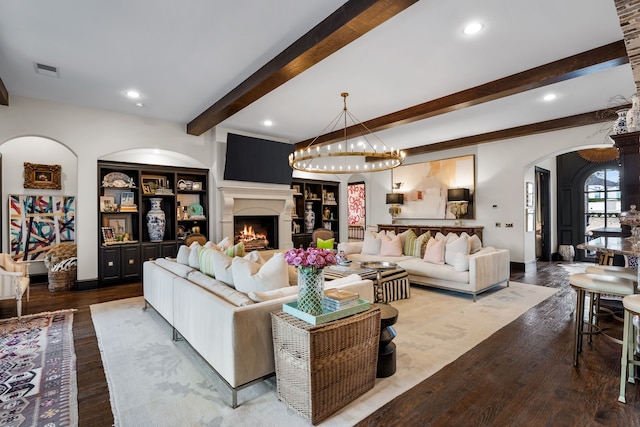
left=219, top=186, right=294, bottom=250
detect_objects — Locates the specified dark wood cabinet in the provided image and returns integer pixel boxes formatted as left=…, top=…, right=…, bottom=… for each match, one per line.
left=98, top=161, right=208, bottom=285
left=291, top=179, right=339, bottom=248
left=377, top=224, right=484, bottom=241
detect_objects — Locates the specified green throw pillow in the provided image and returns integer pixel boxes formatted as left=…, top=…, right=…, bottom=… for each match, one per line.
left=198, top=246, right=217, bottom=277
left=317, top=237, right=335, bottom=249
left=225, top=242, right=245, bottom=257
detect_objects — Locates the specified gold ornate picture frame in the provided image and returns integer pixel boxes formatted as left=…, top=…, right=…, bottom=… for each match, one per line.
left=23, top=162, right=62, bottom=190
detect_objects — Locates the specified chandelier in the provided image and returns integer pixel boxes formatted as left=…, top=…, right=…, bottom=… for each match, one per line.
left=289, top=93, right=404, bottom=173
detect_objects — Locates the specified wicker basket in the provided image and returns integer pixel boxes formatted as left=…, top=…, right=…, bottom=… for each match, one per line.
left=48, top=267, right=77, bottom=292
left=271, top=308, right=380, bottom=425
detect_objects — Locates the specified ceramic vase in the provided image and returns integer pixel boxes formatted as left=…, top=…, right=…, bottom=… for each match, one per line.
left=626, top=94, right=640, bottom=132
left=146, top=198, right=166, bottom=242
left=613, top=109, right=629, bottom=134
left=297, top=267, right=324, bottom=316
left=304, top=201, right=315, bottom=233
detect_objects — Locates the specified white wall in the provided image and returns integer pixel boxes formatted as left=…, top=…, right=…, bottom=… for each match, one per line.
left=0, top=96, right=212, bottom=281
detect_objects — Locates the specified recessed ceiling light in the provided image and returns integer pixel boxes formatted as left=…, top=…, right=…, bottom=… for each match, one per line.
left=135, top=102, right=144, bottom=107
left=543, top=93, right=557, bottom=102
left=463, top=22, right=483, bottom=35
left=125, top=90, right=141, bottom=99
left=262, top=120, right=273, bottom=127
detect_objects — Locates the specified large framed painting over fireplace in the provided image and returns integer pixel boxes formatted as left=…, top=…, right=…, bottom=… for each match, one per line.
left=391, top=155, right=475, bottom=220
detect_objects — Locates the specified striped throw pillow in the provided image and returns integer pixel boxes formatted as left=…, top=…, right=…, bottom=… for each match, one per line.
left=403, top=230, right=417, bottom=255
left=225, top=242, right=245, bottom=257
left=413, top=231, right=431, bottom=258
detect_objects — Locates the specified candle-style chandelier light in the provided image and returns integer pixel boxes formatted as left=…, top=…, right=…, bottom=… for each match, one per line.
left=289, top=93, right=404, bottom=173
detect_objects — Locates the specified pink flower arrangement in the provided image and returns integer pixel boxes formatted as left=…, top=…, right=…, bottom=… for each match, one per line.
left=284, top=247, right=337, bottom=270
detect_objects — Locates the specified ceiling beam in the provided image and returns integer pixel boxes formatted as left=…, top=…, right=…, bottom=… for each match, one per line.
left=403, top=105, right=627, bottom=156
left=186, top=0, right=419, bottom=136
left=0, top=76, right=8, bottom=106
left=295, top=40, right=629, bottom=149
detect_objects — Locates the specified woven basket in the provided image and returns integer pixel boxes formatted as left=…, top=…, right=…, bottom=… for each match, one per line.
left=271, top=308, right=380, bottom=425
left=48, top=267, right=77, bottom=292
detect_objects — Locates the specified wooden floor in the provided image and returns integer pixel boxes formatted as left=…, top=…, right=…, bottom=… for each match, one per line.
left=1, top=262, right=639, bottom=426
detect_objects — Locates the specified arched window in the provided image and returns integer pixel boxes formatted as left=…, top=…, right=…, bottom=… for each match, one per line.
left=584, top=168, right=621, bottom=239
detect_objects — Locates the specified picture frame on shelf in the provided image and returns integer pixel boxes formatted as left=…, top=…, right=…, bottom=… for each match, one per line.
left=120, top=191, right=135, bottom=205
left=192, top=181, right=202, bottom=191
left=23, top=162, right=62, bottom=190
left=292, top=185, right=301, bottom=194
left=100, top=196, right=116, bottom=212
left=108, top=215, right=131, bottom=237
left=142, top=184, right=152, bottom=195
left=101, top=227, right=116, bottom=245
left=142, top=175, right=165, bottom=193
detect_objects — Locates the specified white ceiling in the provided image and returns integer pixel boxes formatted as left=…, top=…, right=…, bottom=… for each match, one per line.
left=0, top=0, right=635, bottom=152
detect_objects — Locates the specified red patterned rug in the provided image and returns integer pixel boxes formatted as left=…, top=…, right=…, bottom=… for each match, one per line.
left=0, top=310, right=78, bottom=427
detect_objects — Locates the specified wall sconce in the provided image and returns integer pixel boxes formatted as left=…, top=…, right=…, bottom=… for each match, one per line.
left=447, top=188, right=469, bottom=225
left=386, top=193, right=404, bottom=224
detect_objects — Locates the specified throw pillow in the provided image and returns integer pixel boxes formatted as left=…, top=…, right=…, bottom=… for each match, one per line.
left=380, top=234, right=403, bottom=256
left=403, top=229, right=417, bottom=255
left=362, top=230, right=383, bottom=255
left=209, top=250, right=266, bottom=288
left=232, top=252, right=289, bottom=294
left=453, top=252, right=470, bottom=272
left=225, top=242, right=245, bottom=257
left=176, top=245, right=190, bottom=265
left=248, top=286, right=298, bottom=303
left=445, top=232, right=460, bottom=243
left=317, top=237, right=335, bottom=249
left=188, top=242, right=201, bottom=268
left=198, top=246, right=218, bottom=277
left=412, top=231, right=431, bottom=258
left=423, top=237, right=445, bottom=264
left=217, top=236, right=233, bottom=250
left=469, top=234, right=483, bottom=253
left=397, top=229, right=412, bottom=250
left=445, top=235, right=470, bottom=266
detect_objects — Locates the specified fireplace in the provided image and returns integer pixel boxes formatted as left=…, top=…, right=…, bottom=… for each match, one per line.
left=234, top=215, right=278, bottom=250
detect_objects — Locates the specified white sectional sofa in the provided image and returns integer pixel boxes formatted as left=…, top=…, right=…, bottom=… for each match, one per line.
left=338, top=228, right=510, bottom=301
left=142, top=249, right=374, bottom=408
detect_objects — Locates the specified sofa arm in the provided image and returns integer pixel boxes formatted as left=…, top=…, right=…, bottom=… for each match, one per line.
left=468, top=249, right=510, bottom=291
left=337, top=241, right=363, bottom=255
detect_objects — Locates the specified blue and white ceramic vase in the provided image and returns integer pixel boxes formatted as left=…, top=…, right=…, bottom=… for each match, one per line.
left=304, top=201, right=315, bottom=233
left=613, top=109, right=629, bottom=134
left=297, top=267, right=324, bottom=315
left=146, top=198, right=166, bottom=242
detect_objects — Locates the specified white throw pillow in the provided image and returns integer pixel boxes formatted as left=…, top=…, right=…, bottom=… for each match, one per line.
left=445, top=232, right=460, bottom=243
left=397, top=229, right=412, bottom=250
left=176, top=245, right=190, bottom=265
left=469, top=234, right=483, bottom=253
left=361, top=230, right=384, bottom=255
left=379, top=234, right=403, bottom=256
left=453, top=252, right=470, bottom=272
left=232, top=252, right=289, bottom=294
left=248, top=286, right=298, bottom=302
left=188, top=242, right=201, bottom=268
left=208, top=250, right=266, bottom=288
left=445, top=235, right=469, bottom=266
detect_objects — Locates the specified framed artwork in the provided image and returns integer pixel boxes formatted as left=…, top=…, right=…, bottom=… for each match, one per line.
left=142, top=175, right=165, bottom=193
left=391, top=155, right=475, bottom=220
left=9, top=195, right=75, bottom=261
left=526, top=208, right=535, bottom=232
left=526, top=182, right=534, bottom=207
left=120, top=191, right=135, bottom=205
left=142, top=184, right=152, bottom=195
left=23, top=162, right=62, bottom=190
left=101, top=227, right=116, bottom=244
left=192, top=181, right=202, bottom=191
left=108, top=215, right=131, bottom=237
left=100, top=196, right=116, bottom=212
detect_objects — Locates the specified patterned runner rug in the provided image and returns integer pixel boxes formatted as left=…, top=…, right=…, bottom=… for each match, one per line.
left=0, top=310, right=78, bottom=427
left=92, top=282, right=556, bottom=426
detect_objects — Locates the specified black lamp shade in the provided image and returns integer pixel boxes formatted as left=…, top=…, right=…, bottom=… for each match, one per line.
left=448, top=188, right=470, bottom=202
left=386, top=193, right=404, bottom=205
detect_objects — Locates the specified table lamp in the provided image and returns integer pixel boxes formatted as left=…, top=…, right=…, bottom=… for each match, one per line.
left=448, top=188, right=469, bottom=225
left=386, top=193, right=404, bottom=224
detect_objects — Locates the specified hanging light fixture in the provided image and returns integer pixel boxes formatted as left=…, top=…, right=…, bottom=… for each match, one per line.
left=289, top=93, right=404, bottom=173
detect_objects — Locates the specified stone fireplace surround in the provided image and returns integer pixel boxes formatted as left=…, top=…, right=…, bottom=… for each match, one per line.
left=219, top=186, right=294, bottom=250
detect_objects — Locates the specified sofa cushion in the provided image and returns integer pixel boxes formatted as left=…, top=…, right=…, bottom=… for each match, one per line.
left=423, top=237, right=445, bottom=264
left=317, top=237, right=335, bottom=250
left=445, top=235, right=470, bottom=266
left=232, top=252, right=289, bottom=294
left=469, top=234, right=483, bottom=253
left=188, top=242, right=203, bottom=268
left=410, top=232, right=430, bottom=258
left=209, top=250, right=265, bottom=288
left=225, top=242, right=245, bottom=257
left=403, top=229, right=417, bottom=255
left=187, top=271, right=254, bottom=306
left=154, top=257, right=196, bottom=278
left=198, top=246, right=219, bottom=277
left=380, top=234, right=403, bottom=256
left=176, top=245, right=190, bottom=265
left=398, top=257, right=470, bottom=284
left=248, top=286, right=298, bottom=302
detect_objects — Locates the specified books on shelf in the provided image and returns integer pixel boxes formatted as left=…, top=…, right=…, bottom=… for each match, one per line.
left=323, top=289, right=360, bottom=311
left=119, top=204, right=138, bottom=212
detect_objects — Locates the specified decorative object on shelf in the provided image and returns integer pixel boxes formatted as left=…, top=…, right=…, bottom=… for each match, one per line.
left=289, top=93, right=404, bottom=173
left=187, top=203, right=206, bottom=220
left=284, top=247, right=337, bottom=316
left=620, top=204, right=640, bottom=246
left=192, top=182, right=202, bottom=191
left=23, top=162, right=62, bottom=190
left=100, top=196, right=116, bottom=212
left=177, top=179, right=187, bottom=190
left=146, top=198, right=166, bottom=242
left=626, top=94, right=640, bottom=132
left=323, top=206, right=331, bottom=220
left=613, top=109, right=629, bottom=134
left=102, top=226, right=116, bottom=245
left=304, top=201, right=315, bottom=233
left=102, top=171, right=135, bottom=188
left=292, top=222, right=301, bottom=234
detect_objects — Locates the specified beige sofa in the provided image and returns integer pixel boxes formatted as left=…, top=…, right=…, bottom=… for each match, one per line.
left=142, top=254, right=374, bottom=408
left=337, top=231, right=510, bottom=301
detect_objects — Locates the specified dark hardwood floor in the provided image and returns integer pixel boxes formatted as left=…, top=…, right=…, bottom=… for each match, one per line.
left=1, top=262, right=639, bottom=426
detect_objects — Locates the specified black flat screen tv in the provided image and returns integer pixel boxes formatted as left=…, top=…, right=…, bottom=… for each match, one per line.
left=223, top=133, right=293, bottom=185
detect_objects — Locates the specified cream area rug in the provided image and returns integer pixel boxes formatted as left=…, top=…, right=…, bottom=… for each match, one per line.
left=91, top=282, right=556, bottom=427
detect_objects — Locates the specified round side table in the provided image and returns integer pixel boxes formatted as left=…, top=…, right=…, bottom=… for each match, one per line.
left=374, top=303, right=398, bottom=377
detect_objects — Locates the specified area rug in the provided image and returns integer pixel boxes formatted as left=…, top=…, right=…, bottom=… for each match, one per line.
left=0, top=310, right=78, bottom=427
left=91, top=282, right=556, bottom=426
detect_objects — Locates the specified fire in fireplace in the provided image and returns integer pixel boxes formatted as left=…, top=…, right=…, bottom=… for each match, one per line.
left=234, top=215, right=278, bottom=250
